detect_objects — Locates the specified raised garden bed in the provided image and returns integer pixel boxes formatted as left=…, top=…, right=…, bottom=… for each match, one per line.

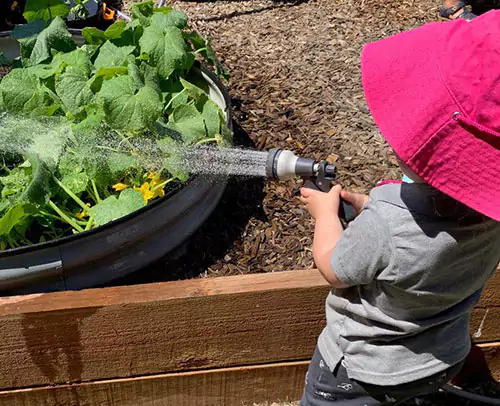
left=0, top=268, right=497, bottom=405
left=0, top=4, right=232, bottom=293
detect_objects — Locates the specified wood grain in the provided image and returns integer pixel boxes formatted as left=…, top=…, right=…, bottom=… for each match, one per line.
left=0, top=270, right=327, bottom=389
left=0, top=361, right=309, bottom=406
left=0, top=269, right=497, bottom=390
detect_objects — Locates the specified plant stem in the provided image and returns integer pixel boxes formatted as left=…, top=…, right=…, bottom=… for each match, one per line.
left=54, top=177, right=89, bottom=212
left=194, top=47, right=208, bottom=55
left=164, top=89, right=187, bottom=113
left=151, top=178, right=175, bottom=192
left=48, top=200, right=84, bottom=233
left=85, top=215, right=94, bottom=231
left=91, top=180, right=101, bottom=203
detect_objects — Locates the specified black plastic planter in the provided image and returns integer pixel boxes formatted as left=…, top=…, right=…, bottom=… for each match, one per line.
left=0, top=31, right=232, bottom=294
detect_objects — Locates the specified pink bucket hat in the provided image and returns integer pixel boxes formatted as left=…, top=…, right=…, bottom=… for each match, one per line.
left=362, top=11, right=500, bottom=221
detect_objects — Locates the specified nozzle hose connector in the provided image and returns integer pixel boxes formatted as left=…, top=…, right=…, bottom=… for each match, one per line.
left=266, top=148, right=317, bottom=181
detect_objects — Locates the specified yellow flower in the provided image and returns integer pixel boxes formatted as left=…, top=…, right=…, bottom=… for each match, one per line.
left=134, top=182, right=155, bottom=203
left=150, top=176, right=166, bottom=199
left=112, top=183, right=129, bottom=191
left=147, top=172, right=156, bottom=180
left=75, top=203, right=91, bottom=219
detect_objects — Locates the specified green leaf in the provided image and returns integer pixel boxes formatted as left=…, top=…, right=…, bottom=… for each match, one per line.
left=21, top=154, right=53, bottom=205
left=0, top=69, right=39, bottom=113
left=23, top=0, right=70, bottom=23
left=99, top=75, right=163, bottom=131
left=82, top=27, right=107, bottom=45
left=29, top=17, right=76, bottom=66
left=24, top=87, right=60, bottom=117
left=180, top=77, right=207, bottom=101
left=167, top=103, right=207, bottom=144
left=105, top=21, right=128, bottom=40
left=130, top=1, right=156, bottom=25
left=139, top=24, right=187, bottom=80
left=94, top=41, right=136, bottom=70
left=82, top=27, right=107, bottom=46
left=202, top=99, right=222, bottom=139
left=52, top=48, right=93, bottom=76
left=150, top=11, right=188, bottom=30
left=107, top=153, right=135, bottom=176
left=95, top=66, right=128, bottom=80
left=0, top=204, right=35, bottom=238
left=157, top=137, right=189, bottom=181
left=12, top=20, right=47, bottom=64
left=183, top=31, right=228, bottom=80
left=89, top=188, right=146, bottom=226
left=55, top=67, right=94, bottom=115
left=61, top=171, right=88, bottom=195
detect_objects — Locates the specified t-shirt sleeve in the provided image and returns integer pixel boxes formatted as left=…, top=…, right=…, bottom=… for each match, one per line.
left=331, top=203, right=392, bottom=286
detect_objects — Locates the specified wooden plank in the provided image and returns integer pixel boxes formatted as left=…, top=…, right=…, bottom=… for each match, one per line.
left=0, top=268, right=497, bottom=390
left=0, top=270, right=327, bottom=389
left=0, top=344, right=497, bottom=406
left=0, top=361, right=309, bottom=406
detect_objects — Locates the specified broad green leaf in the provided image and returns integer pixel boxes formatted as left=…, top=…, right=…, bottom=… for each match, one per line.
left=139, top=24, right=187, bottom=79
left=24, top=88, right=60, bottom=117
left=0, top=69, right=39, bottom=113
left=55, top=67, right=94, bottom=115
left=202, top=99, right=222, bottom=139
left=130, top=1, right=156, bottom=25
left=89, top=188, right=145, bottom=226
left=105, top=21, right=127, bottom=40
left=82, top=27, right=107, bottom=46
left=0, top=204, right=35, bottom=238
left=23, top=0, right=70, bottom=23
left=72, top=105, right=106, bottom=133
left=107, top=153, right=136, bottom=176
left=150, top=11, right=188, bottom=30
left=99, top=75, right=163, bottom=131
left=12, top=20, right=47, bottom=63
left=167, top=103, right=206, bottom=144
left=155, top=6, right=173, bottom=14
left=61, top=171, right=88, bottom=194
left=157, top=137, right=189, bottom=181
left=95, top=66, right=128, bottom=80
left=21, top=154, right=53, bottom=205
left=52, top=49, right=93, bottom=76
left=180, top=78, right=207, bottom=101
left=94, top=41, right=136, bottom=70
left=26, top=64, right=60, bottom=79
left=29, top=17, right=76, bottom=66
left=141, top=63, right=161, bottom=94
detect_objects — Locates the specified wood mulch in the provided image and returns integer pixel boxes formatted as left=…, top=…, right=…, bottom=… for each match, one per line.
left=119, top=0, right=435, bottom=283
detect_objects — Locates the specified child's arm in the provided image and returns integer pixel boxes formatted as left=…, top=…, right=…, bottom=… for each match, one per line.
left=300, top=185, right=346, bottom=287
left=300, top=186, right=372, bottom=288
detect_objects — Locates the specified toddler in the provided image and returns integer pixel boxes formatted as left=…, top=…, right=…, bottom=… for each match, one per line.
left=299, top=10, right=500, bottom=406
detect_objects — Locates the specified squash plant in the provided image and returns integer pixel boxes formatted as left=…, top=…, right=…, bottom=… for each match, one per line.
left=0, top=1, right=231, bottom=250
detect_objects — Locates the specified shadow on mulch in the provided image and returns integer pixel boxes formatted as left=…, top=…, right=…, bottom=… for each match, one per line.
left=113, top=115, right=267, bottom=286
left=199, top=0, right=311, bottom=22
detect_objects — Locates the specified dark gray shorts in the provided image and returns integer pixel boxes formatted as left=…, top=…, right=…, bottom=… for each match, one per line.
left=300, top=347, right=464, bottom=406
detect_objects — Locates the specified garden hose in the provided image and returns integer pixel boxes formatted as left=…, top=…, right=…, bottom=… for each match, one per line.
left=442, top=383, right=500, bottom=405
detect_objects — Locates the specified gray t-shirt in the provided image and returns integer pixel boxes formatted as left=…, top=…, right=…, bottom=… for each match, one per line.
left=318, top=183, right=500, bottom=386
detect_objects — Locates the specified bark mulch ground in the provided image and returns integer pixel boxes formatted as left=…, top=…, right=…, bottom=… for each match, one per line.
left=120, top=0, right=434, bottom=284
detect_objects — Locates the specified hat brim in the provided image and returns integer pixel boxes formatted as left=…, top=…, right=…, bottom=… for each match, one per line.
left=361, top=20, right=500, bottom=220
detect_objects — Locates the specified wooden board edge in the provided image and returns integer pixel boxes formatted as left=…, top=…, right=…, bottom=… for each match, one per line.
left=0, top=269, right=328, bottom=315
left=0, top=361, right=310, bottom=406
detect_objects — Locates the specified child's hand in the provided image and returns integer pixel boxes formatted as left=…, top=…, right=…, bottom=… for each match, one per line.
left=300, top=185, right=341, bottom=220
left=340, top=190, right=370, bottom=216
